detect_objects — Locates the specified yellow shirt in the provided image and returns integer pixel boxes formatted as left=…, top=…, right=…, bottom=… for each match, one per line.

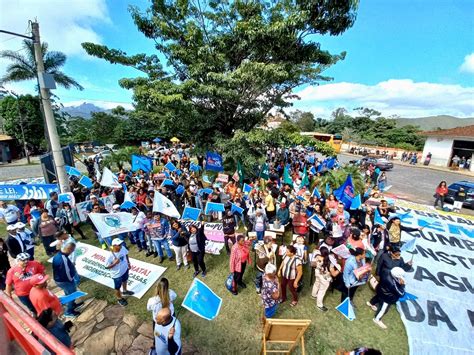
left=265, top=194, right=275, bottom=212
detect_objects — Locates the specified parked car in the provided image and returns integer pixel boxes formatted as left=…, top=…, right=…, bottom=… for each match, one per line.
left=444, top=181, right=474, bottom=209
left=349, top=157, right=394, bottom=171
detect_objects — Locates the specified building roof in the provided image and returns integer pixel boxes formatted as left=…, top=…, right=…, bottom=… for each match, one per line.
left=0, top=134, right=14, bottom=142
left=421, top=125, right=474, bottom=138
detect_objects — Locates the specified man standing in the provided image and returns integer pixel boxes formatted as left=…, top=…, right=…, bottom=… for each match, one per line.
left=5, top=225, right=25, bottom=260
left=0, top=201, right=20, bottom=225
left=105, top=238, right=134, bottom=306
left=45, top=191, right=59, bottom=218
left=153, top=308, right=182, bottom=355
left=5, top=253, right=45, bottom=314
left=255, top=236, right=276, bottom=294
left=52, top=241, right=81, bottom=318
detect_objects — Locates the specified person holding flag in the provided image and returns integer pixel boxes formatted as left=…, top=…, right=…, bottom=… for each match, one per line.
left=105, top=238, right=134, bottom=306
left=386, top=216, right=423, bottom=248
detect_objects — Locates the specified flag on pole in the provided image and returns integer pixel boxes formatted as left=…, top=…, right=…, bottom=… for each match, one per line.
left=333, top=175, right=355, bottom=209
left=79, top=175, right=93, bottom=189
left=312, top=187, right=321, bottom=199
left=88, top=212, right=138, bottom=237
left=205, top=152, right=224, bottom=172
left=94, top=161, right=101, bottom=181
left=100, top=167, right=121, bottom=188
left=203, top=175, right=213, bottom=184
left=336, top=297, right=356, bottom=321
left=182, top=278, right=222, bottom=321
left=164, top=161, right=177, bottom=172
left=349, top=194, right=362, bottom=210
left=301, top=166, right=309, bottom=187
left=242, top=183, right=253, bottom=195
left=283, top=166, right=293, bottom=186
left=65, top=165, right=81, bottom=177
left=204, top=202, right=225, bottom=215
left=131, top=155, right=153, bottom=172
left=309, top=166, right=317, bottom=175
left=374, top=208, right=386, bottom=226
left=231, top=203, right=244, bottom=215
left=237, top=161, right=244, bottom=183
left=326, top=157, right=336, bottom=170
left=182, top=206, right=202, bottom=221
left=401, top=237, right=418, bottom=252
left=259, top=163, right=270, bottom=180
left=153, top=191, right=181, bottom=218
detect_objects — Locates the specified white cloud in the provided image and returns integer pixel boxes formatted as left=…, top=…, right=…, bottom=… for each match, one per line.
left=0, top=0, right=110, bottom=56
left=63, top=100, right=133, bottom=110
left=293, top=79, right=474, bottom=118
left=460, top=53, right=474, bottom=73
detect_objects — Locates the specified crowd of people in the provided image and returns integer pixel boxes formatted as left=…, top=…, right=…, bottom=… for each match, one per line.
left=0, top=142, right=423, bottom=353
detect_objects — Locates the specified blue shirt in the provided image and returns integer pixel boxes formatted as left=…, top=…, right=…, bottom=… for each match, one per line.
left=343, top=256, right=365, bottom=288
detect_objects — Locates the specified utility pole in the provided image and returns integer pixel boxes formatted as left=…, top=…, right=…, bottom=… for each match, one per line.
left=31, top=22, right=69, bottom=192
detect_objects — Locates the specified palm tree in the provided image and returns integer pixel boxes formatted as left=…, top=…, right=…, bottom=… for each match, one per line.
left=0, top=40, right=83, bottom=90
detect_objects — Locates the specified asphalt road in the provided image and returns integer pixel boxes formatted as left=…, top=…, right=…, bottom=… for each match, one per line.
left=338, top=153, right=474, bottom=214
left=0, top=164, right=44, bottom=181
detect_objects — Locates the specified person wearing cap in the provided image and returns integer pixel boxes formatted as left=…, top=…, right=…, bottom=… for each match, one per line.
left=105, top=238, right=134, bottom=306
left=255, top=236, right=276, bottom=294
left=372, top=267, right=406, bottom=329
left=5, top=224, right=26, bottom=260
left=261, top=263, right=280, bottom=318
left=5, top=253, right=45, bottom=314
left=28, top=273, right=72, bottom=347
left=0, top=201, right=20, bottom=225
left=14, top=222, right=35, bottom=260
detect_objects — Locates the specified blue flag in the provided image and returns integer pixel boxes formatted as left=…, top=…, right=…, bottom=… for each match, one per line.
left=176, top=169, right=182, bottom=176
left=231, top=203, right=244, bottom=215
left=203, top=174, right=213, bottom=184
left=164, top=161, right=177, bottom=172
left=349, top=194, right=362, bottom=210
left=58, top=193, right=74, bottom=205
left=309, top=166, right=317, bottom=175
left=161, top=179, right=175, bottom=187
left=182, top=278, right=222, bottom=321
left=131, top=154, right=153, bottom=172
left=79, top=175, right=93, bottom=189
left=204, top=202, right=225, bottom=215
left=176, top=185, right=185, bottom=195
left=336, top=297, right=356, bottom=321
left=374, top=208, right=386, bottom=226
left=198, top=188, right=213, bottom=196
left=401, top=237, right=418, bottom=252
left=243, top=183, right=253, bottom=195
left=182, top=206, right=202, bottom=221
left=65, top=165, right=81, bottom=177
left=205, top=152, right=224, bottom=172
left=399, top=292, right=418, bottom=302
left=190, top=163, right=201, bottom=172
left=333, top=175, right=355, bottom=209
left=153, top=137, right=161, bottom=143
left=326, top=157, right=336, bottom=169
left=308, top=214, right=325, bottom=231
left=59, top=291, right=87, bottom=305
left=311, top=187, right=321, bottom=199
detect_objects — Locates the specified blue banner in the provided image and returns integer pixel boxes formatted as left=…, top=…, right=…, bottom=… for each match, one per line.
left=79, top=175, right=93, bottom=189
left=205, top=152, right=224, bottom=172
left=182, top=279, right=222, bottom=321
left=65, top=165, right=81, bottom=177
left=333, top=175, right=355, bottom=209
left=182, top=206, right=202, bottom=221
left=204, top=202, right=225, bottom=215
left=131, top=154, right=153, bottom=173
left=164, top=161, right=177, bottom=172
left=0, top=184, right=59, bottom=200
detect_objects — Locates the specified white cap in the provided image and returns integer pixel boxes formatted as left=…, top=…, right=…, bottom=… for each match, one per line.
left=112, top=204, right=120, bottom=210
left=6, top=225, right=17, bottom=231
left=111, top=238, right=123, bottom=246
left=265, top=263, right=277, bottom=275
left=90, top=194, right=98, bottom=199
left=16, top=252, right=30, bottom=261
left=14, top=222, right=26, bottom=229
left=391, top=267, right=405, bottom=282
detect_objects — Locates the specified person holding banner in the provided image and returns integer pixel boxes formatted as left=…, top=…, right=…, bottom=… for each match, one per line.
left=188, top=224, right=207, bottom=278
left=105, top=238, right=134, bottom=306
left=386, top=216, right=423, bottom=248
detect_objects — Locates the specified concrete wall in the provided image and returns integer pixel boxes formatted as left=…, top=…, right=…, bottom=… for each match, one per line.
left=422, top=136, right=453, bottom=167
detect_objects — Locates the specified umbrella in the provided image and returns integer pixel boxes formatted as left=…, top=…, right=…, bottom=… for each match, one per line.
left=153, top=137, right=161, bottom=143
left=170, top=137, right=180, bottom=143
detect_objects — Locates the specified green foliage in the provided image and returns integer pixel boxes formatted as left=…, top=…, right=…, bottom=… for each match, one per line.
left=0, top=95, right=44, bottom=148
left=317, top=164, right=365, bottom=195
left=101, top=146, right=141, bottom=170
left=289, top=110, right=317, bottom=131
left=82, top=0, right=358, bottom=148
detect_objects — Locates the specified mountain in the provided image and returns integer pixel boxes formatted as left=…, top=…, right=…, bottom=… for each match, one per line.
left=62, top=102, right=109, bottom=118
left=395, top=115, right=474, bottom=131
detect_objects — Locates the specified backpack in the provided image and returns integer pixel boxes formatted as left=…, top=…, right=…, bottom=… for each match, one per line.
left=225, top=273, right=235, bottom=292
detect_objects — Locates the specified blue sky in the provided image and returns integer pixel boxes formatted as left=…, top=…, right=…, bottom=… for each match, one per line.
left=1, top=0, right=473, bottom=117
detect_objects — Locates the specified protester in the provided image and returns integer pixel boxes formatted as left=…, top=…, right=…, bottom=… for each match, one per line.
left=341, top=248, right=370, bottom=302
left=386, top=217, right=422, bottom=248
left=147, top=278, right=177, bottom=324
left=130, top=207, right=147, bottom=251
left=57, top=202, right=87, bottom=240
left=170, top=221, right=190, bottom=270
left=261, top=263, right=280, bottom=318
left=0, top=238, right=11, bottom=290
left=5, top=224, right=25, bottom=260
left=45, top=191, right=59, bottom=218
left=105, top=238, right=134, bottom=306
left=222, top=208, right=237, bottom=255
left=229, top=234, right=254, bottom=295
left=188, top=224, right=207, bottom=278
left=311, top=247, right=340, bottom=312
left=38, top=209, right=59, bottom=256
left=249, top=209, right=268, bottom=242
left=147, top=213, right=174, bottom=263
left=152, top=308, right=182, bottom=355
left=278, top=245, right=303, bottom=307
left=0, top=201, right=21, bottom=225
left=255, top=236, right=276, bottom=294
left=375, top=245, right=412, bottom=278
left=28, top=273, right=72, bottom=347
left=5, top=253, right=45, bottom=314
left=14, top=222, right=35, bottom=260
left=275, top=202, right=289, bottom=225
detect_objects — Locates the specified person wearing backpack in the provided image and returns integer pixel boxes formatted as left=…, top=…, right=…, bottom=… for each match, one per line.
left=277, top=245, right=303, bottom=307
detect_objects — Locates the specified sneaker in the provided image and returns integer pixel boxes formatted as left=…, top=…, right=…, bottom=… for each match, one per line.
left=118, top=298, right=128, bottom=307
left=176, top=264, right=182, bottom=271
left=193, top=271, right=200, bottom=278
left=373, top=318, right=387, bottom=329
left=74, top=302, right=85, bottom=312
left=201, top=271, right=207, bottom=277
left=366, top=301, right=377, bottom=312
left=317, top=305, right=328, bottom=312
left=159, top=257, right=164, bottom=264
left=122, top=290, right=135, bottom=296
left=185, top=264, right=190, bottom=270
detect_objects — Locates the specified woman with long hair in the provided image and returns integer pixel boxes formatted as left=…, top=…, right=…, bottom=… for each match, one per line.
left=311, top=247, right=340, bottom=312
left=147, top=277, right=177, bottom=325
left=434, top=181, right=448, bottom=209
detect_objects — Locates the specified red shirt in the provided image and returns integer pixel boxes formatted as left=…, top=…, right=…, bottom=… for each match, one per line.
left=436, top=186, right=448, bottom=196
left=6, top=261, right=45, bottom=296
left=29, top=287, right=62, bottom=316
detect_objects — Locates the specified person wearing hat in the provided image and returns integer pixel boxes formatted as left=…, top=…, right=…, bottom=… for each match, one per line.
left=52, top=239, right=81, bottom=318
left=0, top=201, right=20, bottom=225
left=14, top=222, right=35, bottom=260
left=372, top=267, right=406, bottom=329
left=261, top=263, right=280, bottom=318
left=28, top=273, right=72, bottom=347
left=5, top=253, right=45, bottom=314
left=5, top=224, right=26, bottom=260
left=255, top=236, right=276, bottom=294
left=105, top=238, right=134, bottom=306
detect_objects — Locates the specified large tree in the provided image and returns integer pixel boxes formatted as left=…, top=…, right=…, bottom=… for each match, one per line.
left=83, top=0, right=358, bottom=147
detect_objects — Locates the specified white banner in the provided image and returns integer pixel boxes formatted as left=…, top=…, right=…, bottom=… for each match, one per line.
left=76, top=195, right=115, bottom=222
left=71, top=242, right=166, bottom=299
left=88, top=212, right=137, bottom=237
left=393, top=201, right=474, bottom=355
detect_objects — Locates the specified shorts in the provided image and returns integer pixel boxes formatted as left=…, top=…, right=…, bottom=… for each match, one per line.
left=113, top=270, right=129, bottom=290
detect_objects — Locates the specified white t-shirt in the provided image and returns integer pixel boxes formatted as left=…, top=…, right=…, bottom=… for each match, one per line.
left=105, top=247, right=129, bottom=278
left=147, top=290, right=177, bottom=320
left=154, top=316, right=181, bottom=355
left=0, top=205, right=19, bottom=223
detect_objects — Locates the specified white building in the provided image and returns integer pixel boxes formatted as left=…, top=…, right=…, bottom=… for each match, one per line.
left=421, top=125, right=474, bottom=172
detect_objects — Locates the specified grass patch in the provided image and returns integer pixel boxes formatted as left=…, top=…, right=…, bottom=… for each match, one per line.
left=1, top=223, right=408, bottom=354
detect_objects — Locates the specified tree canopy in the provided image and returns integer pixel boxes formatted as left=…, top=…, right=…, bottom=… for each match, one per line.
left=82, top=0, right=358, bottom=148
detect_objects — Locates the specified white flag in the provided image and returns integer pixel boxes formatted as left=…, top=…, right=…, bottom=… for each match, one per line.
left=100, top=167, right=121, bottom=188
left=153, top=191, right=181, bottom=219
left=88, top=212, right=137, bottom=237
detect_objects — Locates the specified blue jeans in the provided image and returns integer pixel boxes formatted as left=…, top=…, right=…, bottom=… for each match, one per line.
left=131, top=229, right=145, bottom=245
left=256, top=231, right=264, bottom=241
left=56, top=281, right=77, bottom=315
left=255, top=270, right=264, bottom=291
left=49, top=319, right=71, bottom=348
left=18, top=295, right=36, bottom=314
left=152, top=239, right=173, bottom=258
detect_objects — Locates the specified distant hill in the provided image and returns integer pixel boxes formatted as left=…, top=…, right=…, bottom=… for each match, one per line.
left=395, top=115, right=474, bottom=131
left=62, top=102, right=109, bottom=119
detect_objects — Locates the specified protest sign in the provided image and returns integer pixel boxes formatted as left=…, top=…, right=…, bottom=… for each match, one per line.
left=203, top=223, right=224, bottom=242
left=331, top=244, right=351, bottom=259
left=392, top=200, right=474, bottom=355
left=205, top=152, right=224, bottom=172
left=216, top=173, right=229, bottom=183
left=182, top=279, right=222, bottom=320
left=76, top=195, right=115, bottom=222
left=0, top=184, right=59, bottom=200
left=61, top=242, right=166, bottom=299
left=205, top=241, right=225, bottom=255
